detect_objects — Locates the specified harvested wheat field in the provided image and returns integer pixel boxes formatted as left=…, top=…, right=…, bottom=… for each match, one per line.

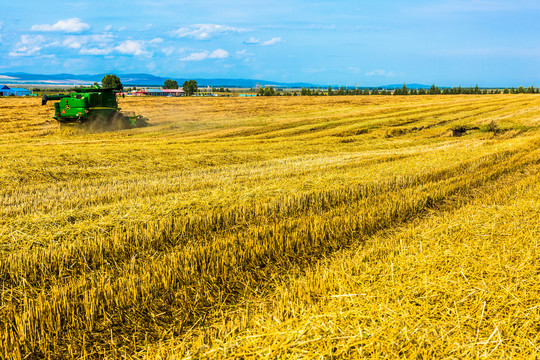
left=2, top=94, right=540, bottom=359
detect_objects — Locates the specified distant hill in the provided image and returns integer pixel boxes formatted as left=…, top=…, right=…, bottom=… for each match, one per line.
left=0, top=72, right=317, bottom=88
left=0, top=73, right=441, bottom=90
left=376, top=83, right=435, bottom=90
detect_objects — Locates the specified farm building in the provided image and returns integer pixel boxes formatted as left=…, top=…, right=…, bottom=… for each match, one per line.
left=162, top=89, right=185, bottom=97
left=0, top=85, right=31, bottom=96
left=132, top=90, right=148, bottom=96
left=144, top=88, right=185, bottom=97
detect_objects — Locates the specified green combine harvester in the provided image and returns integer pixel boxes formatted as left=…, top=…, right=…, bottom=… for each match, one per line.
left=41, top=85, right=148, bottom=128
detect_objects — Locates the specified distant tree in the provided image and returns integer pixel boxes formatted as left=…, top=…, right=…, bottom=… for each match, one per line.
left=517, top=86, right=525, bottom=94
left=183, top=80, right=198, bottom=96
left=503, top=88, right=510, bottom=94
left=164, top=79, right=179, bottom=89
left=101, top=74, right=123, bottom=90
left=418, top=88, right=426, bottom=95
left=363, top=88, right=371, bottom=95
left=401, top=84, right=408, bottom=95
left=328, top=86, right=334, bottom=96
left=264, top=86, right=276, bottom=96
left=219, top=87, right=225, bottom=92
left=93, top=82, right=99, bottom=87
left=372, top=88, right=379, bottom=95
left=428, top=84, right=441, bottom=95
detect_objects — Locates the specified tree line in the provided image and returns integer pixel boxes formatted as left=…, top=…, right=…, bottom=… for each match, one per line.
left=256, top=84, right=540, bottom=97
left=297, top=84, right=540, bottom=96
left=94, top=75, right=540, bottom=97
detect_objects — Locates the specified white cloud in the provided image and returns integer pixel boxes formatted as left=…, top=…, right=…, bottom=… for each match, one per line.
left=63, top=37, right=83, bottom=49
left=209, top=49, right=229, bottom=59
left=116, top=40, right=150, bottom=56
left=162, top=47, right=175, bottom=56
left=171, top=24, right=247, bottom=40
left=181, top=51, right=209, bottom=61
left=64, top=34, right=113, bottom=51
left=260, top=37, right=282, bottom=46
left=9, top=35, right=46, bottom=56
left=79, top=47, right=112, bottom=55
left=244, top=37, right=261, bottom=44
left=236, top=49, right=254, bottom=57
left=31, top=18, right=90, bottom=33
left=105, top=25, right=112, bottom=31
left=142, top=24, right=153, bottom=30
left=149, top=37, right=164, bottom=44
left=244, top=36, right=282, bottom=46
left=180, top=48, right=229, bottom=61
left=0, top=75, right=18, bottom=80
left=365, top=69, right=395, bottom=77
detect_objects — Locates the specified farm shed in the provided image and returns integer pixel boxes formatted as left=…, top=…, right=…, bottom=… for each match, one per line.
left=146, top=89, right=166, bottom=96
left=162, top=89, right=185, bottom=97
left=0, top=85, right=31, bottom=96
left=132, top=90, right=148, bottom=96
left=143, top=88, right=185, bottom=97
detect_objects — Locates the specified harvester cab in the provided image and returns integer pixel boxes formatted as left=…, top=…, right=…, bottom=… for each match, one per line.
left=42, top=85, right=148, bottom=128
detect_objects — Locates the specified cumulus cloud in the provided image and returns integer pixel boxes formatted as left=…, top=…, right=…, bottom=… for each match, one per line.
left=180, top=49, right=230, bottom=61
left=244, top=37, right=261, bottom=44
left=365, top=69, right=395, bottom=77
left=261, top=37, right=282, bottom=46
left=161, top=47, right=176, bottom=56
left=63, top=34, right=113, bottom=50
left=149, top=38, right=164, bottom=44
left=171, top=24, right=247, bottom=40
left=116, top=40, right=150, bottom=56
left=209, top=49, right=229, bottom=58
left=243, top=37, right=282, bottom=46
left=79, top=47, right=112, bottom=55
left=63, top=37, right=83, bottom=49
left=181, top=51, right=210, bottom=61
left=31, top=18, right=90, bottom=33
left=9, top=35, right=46, bottom=56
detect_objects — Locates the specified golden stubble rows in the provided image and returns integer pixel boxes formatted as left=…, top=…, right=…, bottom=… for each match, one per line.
left=1, top=95, right=540, bottom=358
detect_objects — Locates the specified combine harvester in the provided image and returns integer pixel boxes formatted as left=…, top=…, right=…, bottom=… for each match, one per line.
left=41, top=85, right=148, bottom=129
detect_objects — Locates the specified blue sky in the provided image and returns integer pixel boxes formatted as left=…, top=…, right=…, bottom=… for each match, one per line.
left=1, top=0, right=540, bottom=86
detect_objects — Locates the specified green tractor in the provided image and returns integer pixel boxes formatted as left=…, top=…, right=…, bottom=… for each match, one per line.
left=42, top=85, right=148, bottom=128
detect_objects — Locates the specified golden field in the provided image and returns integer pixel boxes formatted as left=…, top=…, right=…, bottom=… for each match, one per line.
left=1, top=95, right=540, bottom=359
